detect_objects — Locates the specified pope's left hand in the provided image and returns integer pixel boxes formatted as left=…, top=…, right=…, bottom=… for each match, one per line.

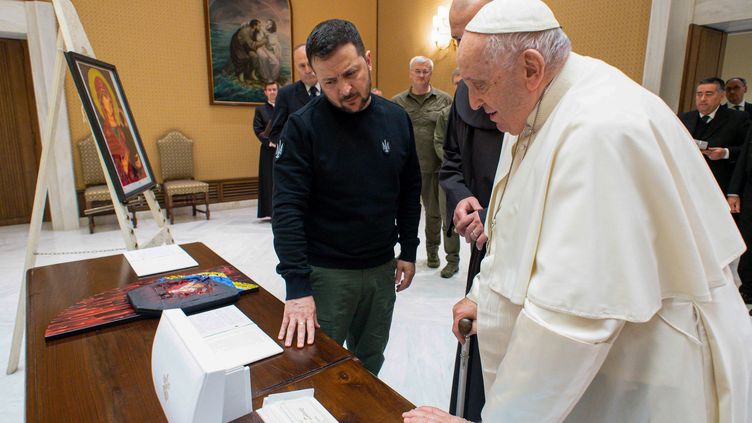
left=403, top=406, right=469, bottom=422
left=703, top=147, right=727, bottom=160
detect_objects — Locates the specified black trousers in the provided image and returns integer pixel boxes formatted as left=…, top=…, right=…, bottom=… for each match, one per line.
left=257, top=145, right=275, bottom=218
left=737, top=209, right=752, bottom=300
left=448, top=245, right=486, bottom=421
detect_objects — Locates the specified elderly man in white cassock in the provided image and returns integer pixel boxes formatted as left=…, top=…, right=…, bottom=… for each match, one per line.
left=403, top=1, right=752, bottom=422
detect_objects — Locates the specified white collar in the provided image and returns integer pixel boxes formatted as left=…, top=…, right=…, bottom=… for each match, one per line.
left=523, top=52, right=582, bottom=135
left=727, top=101, right=745, bottom=110
left=699, top=105, right=720, bottom=121
left=304, top=82, right=320, bottom=94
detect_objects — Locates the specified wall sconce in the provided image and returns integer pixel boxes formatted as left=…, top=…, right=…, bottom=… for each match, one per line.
left=431, top=5, right=451, bottom=50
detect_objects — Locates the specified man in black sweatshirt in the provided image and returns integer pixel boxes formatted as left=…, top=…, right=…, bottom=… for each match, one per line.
left=272, top=19, right=422, bottom=375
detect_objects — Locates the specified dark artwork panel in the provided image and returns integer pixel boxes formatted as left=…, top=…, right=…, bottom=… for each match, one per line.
left=45, top=264, right=259, bottom=340
left=65, top=52, right=156, bottom=202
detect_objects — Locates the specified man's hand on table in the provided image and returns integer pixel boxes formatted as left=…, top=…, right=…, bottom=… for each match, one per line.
left=278, top=295, right=319, bottom=348
left=403, top=406, right=470, bottom=422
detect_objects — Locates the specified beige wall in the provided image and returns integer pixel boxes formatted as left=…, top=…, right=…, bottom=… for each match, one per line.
left=377, top=0, right=652, bottom=101
left=546, top=0, right=652, bottom=83
left=722, top=31, right=752, bottom=94
left=67, top=0, right=652, bottom=189
left=66, top=0, right=376, bottom=189
left=377, top=0, right=457, bottom=99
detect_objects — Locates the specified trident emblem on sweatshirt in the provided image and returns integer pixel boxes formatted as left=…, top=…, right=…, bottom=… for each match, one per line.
left=381, top=139, right=390, bottom=155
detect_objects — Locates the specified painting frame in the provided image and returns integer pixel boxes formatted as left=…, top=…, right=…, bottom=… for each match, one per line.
left=64, top=51, right=156, bottom=203
left=204, top=0, right=293, bottom=106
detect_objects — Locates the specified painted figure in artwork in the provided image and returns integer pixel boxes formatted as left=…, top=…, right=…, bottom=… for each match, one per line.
left=90, top=72, right=145, bottom=186
left=228, top=18, right=282, bottom=84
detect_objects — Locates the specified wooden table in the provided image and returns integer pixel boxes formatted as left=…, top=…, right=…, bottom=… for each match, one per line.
left=26, top=242, right=413, bottom=422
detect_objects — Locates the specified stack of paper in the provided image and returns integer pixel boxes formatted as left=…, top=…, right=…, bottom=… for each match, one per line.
left=187, top=305, right=282, bottom=368
left=257, top=389, right=337, bottom=423
left=124, top=244, right=198, bottom=277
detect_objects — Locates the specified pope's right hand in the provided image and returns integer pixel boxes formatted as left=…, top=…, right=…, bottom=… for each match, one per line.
left=278, top=296, right=319, bottom=348
left=452, top=297, right=477, bottom=344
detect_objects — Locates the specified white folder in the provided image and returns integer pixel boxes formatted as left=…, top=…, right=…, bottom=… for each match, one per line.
left=151, top=308, right=254, bottom=423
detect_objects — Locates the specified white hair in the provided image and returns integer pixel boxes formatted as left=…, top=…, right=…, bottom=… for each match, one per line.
left=409, top=56, right=434, bottom=71
left=484, top=28, right=571, bottom=72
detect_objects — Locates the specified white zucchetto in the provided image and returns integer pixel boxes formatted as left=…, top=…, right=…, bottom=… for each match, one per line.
left=466, top=0, right=560, bottom=34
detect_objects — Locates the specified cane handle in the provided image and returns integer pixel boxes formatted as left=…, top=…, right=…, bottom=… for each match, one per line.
left=458, top=318, right=473, bottom=337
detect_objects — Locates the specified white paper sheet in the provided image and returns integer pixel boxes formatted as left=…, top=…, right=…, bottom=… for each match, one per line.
left=694, top=139, right=708, bottom=150
left=189, top=303, right=252, bottom=338
left=124, top=244, right=198, bottom=277
left=257, top=390, right=337, bottom=423
left=188, top=305, right=283, bottom=369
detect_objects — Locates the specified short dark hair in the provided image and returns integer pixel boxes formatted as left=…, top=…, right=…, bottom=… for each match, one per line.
left=727, top=77, right=748, bottom=88
left=264, top=80, right=278, bottom=89
left=305, top=19, right=365, bottom=66
left=698, top=77, right=725, bottom=91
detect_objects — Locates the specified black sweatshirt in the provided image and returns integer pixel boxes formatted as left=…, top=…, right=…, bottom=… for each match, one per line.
left=272, top=94, right=422, bottom=300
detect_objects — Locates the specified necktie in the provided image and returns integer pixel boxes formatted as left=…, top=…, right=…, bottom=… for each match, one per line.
left=693, top=115, right=710, bottom=138
left=309, top=86, right=318, bottom=97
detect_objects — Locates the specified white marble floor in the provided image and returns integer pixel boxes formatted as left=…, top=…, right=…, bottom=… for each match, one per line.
left=0, top=204, right=471, bottom=422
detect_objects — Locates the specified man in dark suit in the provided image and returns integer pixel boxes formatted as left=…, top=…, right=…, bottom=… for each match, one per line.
left=679, top=77, right=749, bottom=194
left=727, top=128, right=752, bottom=305
left=268, top=43, right=320, bottom=145
left=724, top=77, right=752, bottom=121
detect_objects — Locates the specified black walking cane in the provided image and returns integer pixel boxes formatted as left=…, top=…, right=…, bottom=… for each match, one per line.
left=455, top=318, right=473, bottom=417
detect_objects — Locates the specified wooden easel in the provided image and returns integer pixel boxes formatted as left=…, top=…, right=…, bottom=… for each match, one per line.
left=6, top=0, right=174, bottom=374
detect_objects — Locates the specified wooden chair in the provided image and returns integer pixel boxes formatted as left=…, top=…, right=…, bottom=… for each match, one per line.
left=78, top=136, right=137, bottom=233
left=156, top=131, right=210, bottom=224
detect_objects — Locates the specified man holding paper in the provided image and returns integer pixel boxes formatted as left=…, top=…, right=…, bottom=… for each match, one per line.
left=679, top=77, right=749, bottom=194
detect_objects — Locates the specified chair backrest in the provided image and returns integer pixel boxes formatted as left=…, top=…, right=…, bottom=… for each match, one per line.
left=157, top=131, right=195, bottom=181
left=78, top=135, right=106, bottom=186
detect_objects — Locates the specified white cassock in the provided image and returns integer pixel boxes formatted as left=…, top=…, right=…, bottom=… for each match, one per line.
left=469, top=52, right=752, bottom=422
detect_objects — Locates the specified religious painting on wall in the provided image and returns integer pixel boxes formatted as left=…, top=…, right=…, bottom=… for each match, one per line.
left=204, top=0, right=293, bottom=105
left=65, top=52, right=156, bottom=203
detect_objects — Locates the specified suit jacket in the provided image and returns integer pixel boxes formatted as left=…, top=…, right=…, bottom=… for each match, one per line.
left=722, top=101, right=752, bottom=121
left=679, top=106, right=750, bottom=193
left=727, top=127, right=752, bottom=198
left=268, top=80, right=313, bottom=144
